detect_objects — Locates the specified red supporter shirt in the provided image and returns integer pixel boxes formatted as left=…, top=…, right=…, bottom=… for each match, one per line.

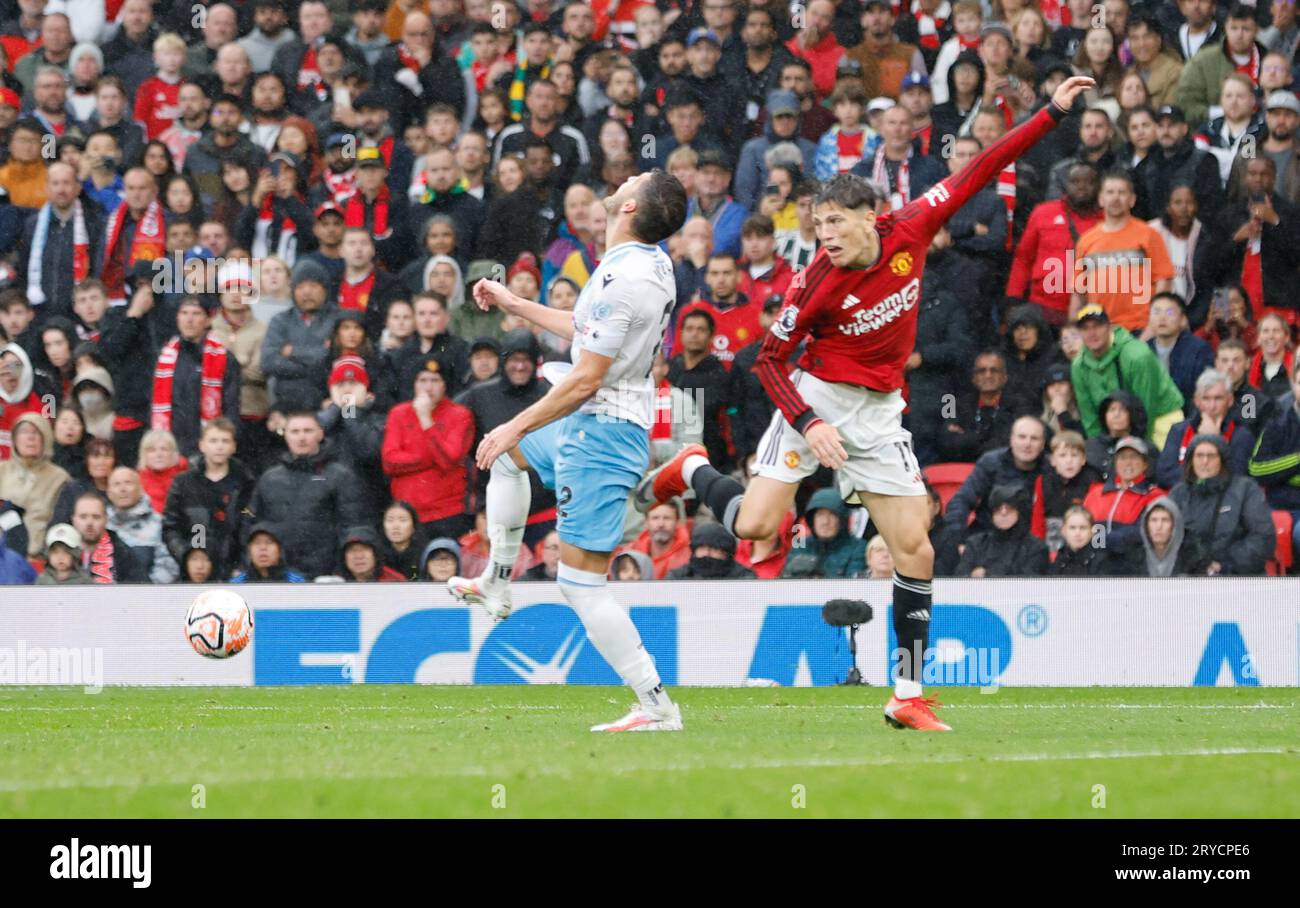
left=755, top=102, right=1068, bottom=433
left=339, top=271, right=377, bottom=312
left=673, top=297, right=763, bottom=370
left=134, top=76, right=182, bottom=140
left=381, top=396, right=475, bottom=523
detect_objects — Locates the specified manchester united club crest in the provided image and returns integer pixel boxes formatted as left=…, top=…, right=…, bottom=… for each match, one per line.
left=784, top=451, right=801, bottom=469
left=889, top=252, right=914, bottom=276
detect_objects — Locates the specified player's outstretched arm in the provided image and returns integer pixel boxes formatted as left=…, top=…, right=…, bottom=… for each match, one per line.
left=475, top=349, right=614, bottom=469
left=908, top=76, right=1096, bottom=233
left=473, top=278, right=577, bottom=340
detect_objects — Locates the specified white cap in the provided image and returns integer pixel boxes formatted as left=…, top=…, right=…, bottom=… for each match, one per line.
left=217, top=261, right=255, bottom=293
left=867, top=97, right=896, bottom=114
left=45, top=523, right=83, bottom=552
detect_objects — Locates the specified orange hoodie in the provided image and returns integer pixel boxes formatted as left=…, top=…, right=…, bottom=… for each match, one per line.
left=623, top=523, right=692, bottom=580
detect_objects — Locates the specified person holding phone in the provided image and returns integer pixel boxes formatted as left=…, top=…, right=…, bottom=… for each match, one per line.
left=236, top=151, right=315, bottom=266
left=1218, top=155, right=1300, bottom=325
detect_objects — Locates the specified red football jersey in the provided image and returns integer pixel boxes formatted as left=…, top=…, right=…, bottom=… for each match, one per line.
left=755, top=103, right=1067, bottom=433
left=134, top=76, right=182, bottom=141
left=673, top=297, right=762, bottom=369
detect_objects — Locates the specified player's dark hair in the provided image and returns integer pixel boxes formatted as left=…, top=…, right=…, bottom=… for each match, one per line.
left=682, top=309, right=716, bottom=334
left=631, top=170, right=688, bottom=245
left=1127, top=12, right=1162, bottom=39
left=814, top=173, right=883, bottom=211
left=974, top=348, right=1007, bottom=369
left=1227, top=3, right=1257, bottom=22
left=708, top=250, right=738, bottom=265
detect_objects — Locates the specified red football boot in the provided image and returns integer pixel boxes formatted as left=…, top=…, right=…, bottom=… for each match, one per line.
left=632, top=443, right=708, bottom=513
left=884, top=695, right=952, bottom=731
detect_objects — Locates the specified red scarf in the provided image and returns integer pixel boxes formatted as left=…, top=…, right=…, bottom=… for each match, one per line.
left=253, top=192, right=299, bottom=260
left=102, top=200, right=164, bottom=301
left=651, top=380, right=674, bottom=441
left=1233, top=44, right=1261, bottom=84
left=84, top=532, right=117, bottom=584
left=1250, top=348, right=1293, bottom=388
left=913, top=122, right=933, bottom=156
left=298, top=43, right=321, bottom=89
left=396, top=43, right=423, bottom=75
left=152, top=334, right=228, bottom=431
left=872, top=146, right=910, bottom=209
left=1178, top=420, right=1236, bottom=464
left=1241, top=232, right=1264, bottom=319
left=912, top=1, right=950, bottom=51
left=345, top=184, right=391, bottom=238
left=997, top=162, right=1016, bottom=252
left=325, top=167, right=356, bottom=203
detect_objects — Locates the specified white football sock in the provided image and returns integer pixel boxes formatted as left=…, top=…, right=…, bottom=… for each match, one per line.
left=481, top=454, right=530, bottom=592
left=558, top=564, right=670, bottom=711
left=681, top=454, right=710, bottom=487
left=895, top=678, right=923, bottom=700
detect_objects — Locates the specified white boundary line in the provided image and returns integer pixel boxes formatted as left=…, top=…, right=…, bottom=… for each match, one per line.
left=0, top=747, right=1293, bottom=794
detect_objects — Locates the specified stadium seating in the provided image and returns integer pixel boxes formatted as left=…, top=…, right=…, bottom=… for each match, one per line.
left=922, top=463, right=975, bottom=509
left=1268, top=511, right=1293, bottom=576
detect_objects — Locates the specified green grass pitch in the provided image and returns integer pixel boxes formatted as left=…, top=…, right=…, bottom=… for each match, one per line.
left=1, top=686, right=1297, bottom=818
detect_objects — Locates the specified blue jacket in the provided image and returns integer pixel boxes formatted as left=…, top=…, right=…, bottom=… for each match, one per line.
left=0, top=530, right=35, bottom=585
left=1149, top=330, right=1214, bottom=409
left=686, top=196, right=747, bottom=259
left=1247, top=399, right=1300, bottom=510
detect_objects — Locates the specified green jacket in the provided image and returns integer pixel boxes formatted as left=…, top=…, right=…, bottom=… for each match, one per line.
left=1175, top=39, right=1265, bottom=127
left=780, top=488, right=866, bottom=579
left=1071, top=327, right=1185, bottom=438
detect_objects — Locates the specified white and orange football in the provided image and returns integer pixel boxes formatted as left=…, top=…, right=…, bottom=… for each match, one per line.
left=185, top=590, right=254, bottom=658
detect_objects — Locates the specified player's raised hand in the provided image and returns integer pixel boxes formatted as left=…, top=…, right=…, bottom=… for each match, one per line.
left=805, top=422, right=848, bottom=470
left=1050, top=76, right=1096, bottom=112
left=473, top=278, right=513, bottom=313
left=476, top=417, right=526, bottom=470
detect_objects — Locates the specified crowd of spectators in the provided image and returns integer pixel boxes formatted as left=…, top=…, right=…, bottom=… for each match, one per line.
left=2, top=0, right=1300, bottom=585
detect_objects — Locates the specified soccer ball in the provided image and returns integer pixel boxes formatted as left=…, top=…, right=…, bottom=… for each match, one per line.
left=185, top=590, right=254, bottom=658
